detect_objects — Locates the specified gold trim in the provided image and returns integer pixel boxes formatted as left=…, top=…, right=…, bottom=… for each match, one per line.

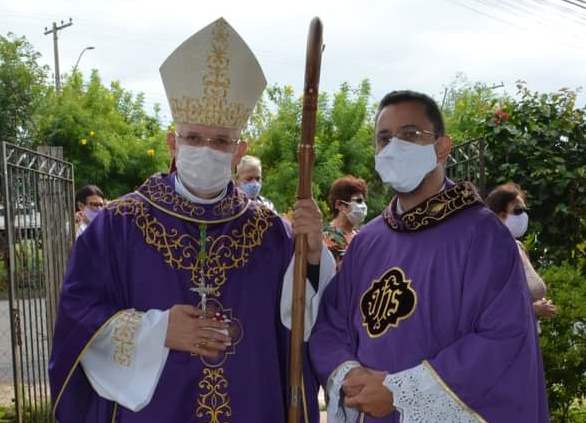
left=108, top=196, right=274, bottom=296
left=384, top=182, right=482, bottom=232
left=135, top=191, right=251, bottom=225
left=422, top=360, right=488, bottom=423
left=110, top=402, right=118, bottom=423
left=360, top=267, right=418, bottom=338
left=196, top=367, right=232, bottom=423
left=53, top=310, right=126, bottom=417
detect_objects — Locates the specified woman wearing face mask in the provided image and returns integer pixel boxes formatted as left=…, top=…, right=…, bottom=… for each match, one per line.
left=235, top=155, right=276, bottom=212
left=74, top=185, right=106, bottom=238
left=323, top=176, right=368, bottom=269
left=486, top=183, right=557, bottom=321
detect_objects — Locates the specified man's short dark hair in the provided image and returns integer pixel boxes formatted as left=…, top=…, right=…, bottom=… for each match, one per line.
left=376, top=90, right=445, bottom=137
left=75, top=185, right=105, bottom=208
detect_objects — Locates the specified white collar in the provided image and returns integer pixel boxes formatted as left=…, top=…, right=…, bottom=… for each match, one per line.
left=174, top=175, right=227, bottom=205
left=396, top=182, right=447, bottom=216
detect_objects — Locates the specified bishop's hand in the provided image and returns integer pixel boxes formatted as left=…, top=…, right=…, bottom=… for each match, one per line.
left=165, top=305, right=231, bottom=358
left=292, top=198, right=323, bottom=265
left=343, top=367, right=395, bottom=418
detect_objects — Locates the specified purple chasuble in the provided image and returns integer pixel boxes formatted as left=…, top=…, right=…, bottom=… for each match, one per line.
left=49, top=173, right=319, bottom=423
left=309, top=181, right=549, bottom=422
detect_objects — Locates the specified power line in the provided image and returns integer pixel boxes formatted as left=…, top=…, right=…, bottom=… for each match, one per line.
left=445, top=0, right=526, bottom=28
left=560, top=0, right=586, bottom=10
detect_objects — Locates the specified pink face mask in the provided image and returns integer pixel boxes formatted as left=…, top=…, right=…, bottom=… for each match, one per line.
left=84, top=208, right=100, bottom=222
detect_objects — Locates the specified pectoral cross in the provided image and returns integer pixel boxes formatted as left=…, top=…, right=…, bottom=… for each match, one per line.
left=190, top=224, right=212, bottom=314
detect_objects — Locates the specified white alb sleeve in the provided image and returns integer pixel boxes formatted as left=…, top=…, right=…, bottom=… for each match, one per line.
left=80, top=309, right=170, bottom=412
left=383, top=362, right=483, bottom=422
left=280, top=244, right=336, bottom=341
left=325, top=360, right=362, bottom=423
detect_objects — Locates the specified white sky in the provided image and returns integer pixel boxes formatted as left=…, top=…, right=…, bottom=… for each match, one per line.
left=2, top=0, right=585, bottom=125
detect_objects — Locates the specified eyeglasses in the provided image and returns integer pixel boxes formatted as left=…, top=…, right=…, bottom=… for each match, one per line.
left=376, top=126, right=437, bottom=148
left=341, top=198, right=366, bottom=205
left=176, top=132, right=239, bottom=152
left=512, top=206, right=529, bottom=215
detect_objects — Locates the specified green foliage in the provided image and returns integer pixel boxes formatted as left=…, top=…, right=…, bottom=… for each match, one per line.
left=248, top=81, right=388, bottom=218
left=0, top=403, right=51, bottom=422
left=0, top=33, right=49, bottom=146
left=481, top=83, right=586, bottom=265
left=539, top=263, right=586, bottom=422
left=442, top=74, right=504, bottom=142
left=36, top=71, right=170, bottom=198
left=444, top=76, right=586, bottom=265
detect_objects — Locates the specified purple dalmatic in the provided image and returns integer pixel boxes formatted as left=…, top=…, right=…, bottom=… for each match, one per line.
left=309, top=181, right=549, bottom=422
left=49, top=173, right=319, bottom=422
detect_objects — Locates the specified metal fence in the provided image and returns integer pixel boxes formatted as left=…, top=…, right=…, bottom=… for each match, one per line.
left=446, top=138, right=486, bottom=197
left=0, top=142, right=75, bottom=422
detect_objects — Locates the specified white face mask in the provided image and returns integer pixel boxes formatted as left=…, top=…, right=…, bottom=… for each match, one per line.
left=344, top=201, right=368, bottom=226
left=504, top=212, right=529, bottom=239
left=375, top=137, right=438, bottom=193
left=176, top=145, right=233, bottom=196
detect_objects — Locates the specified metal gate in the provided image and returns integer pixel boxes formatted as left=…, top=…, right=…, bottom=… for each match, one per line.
left=446, top=138, right=486, bottom=197
left=0, top=142, right=75, bottom=423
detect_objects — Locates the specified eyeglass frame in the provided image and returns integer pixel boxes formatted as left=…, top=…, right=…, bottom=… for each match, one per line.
left=175, top=132, right=240, bottom=152
left=376, top=125, right=439, bottom=149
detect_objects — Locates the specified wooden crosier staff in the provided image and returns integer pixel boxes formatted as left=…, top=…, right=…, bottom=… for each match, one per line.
left=288, top=17, right=324, bottom=423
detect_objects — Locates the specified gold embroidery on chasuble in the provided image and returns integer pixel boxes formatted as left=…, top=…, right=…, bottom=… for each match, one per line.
left=108, top=183, right=274, bottom=422
left=196, top=368, right=231, bottom=423
left=196, top=298, right=244, bottom=369
left=384, top=182, right=482, bottom=232
left=136, top=176, right=248, bottom=220
left=106, top=196, right=274, bottom=295
left=360, top=267, right=417, bottom=338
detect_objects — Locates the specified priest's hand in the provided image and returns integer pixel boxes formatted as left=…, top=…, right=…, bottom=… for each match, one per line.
left=165, top=305, right=231, bottom=358
left=292, top=199, right=323, bottom=265
left=343, top=368, right=394, bottom=418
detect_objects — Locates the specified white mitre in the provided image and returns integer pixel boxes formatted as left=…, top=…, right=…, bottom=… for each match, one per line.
left=160, top=17, right=267, bottom=131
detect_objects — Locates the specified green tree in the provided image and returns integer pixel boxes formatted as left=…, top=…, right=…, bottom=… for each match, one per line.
left=442, top=74, right=503, bottom=142
left=0, top=33, right=49, bottom=146
left=248, top=80, right=388, bottom=218
left=481, top=83, right=586, bottom=266
left=36, top=70, right=170, bottom=198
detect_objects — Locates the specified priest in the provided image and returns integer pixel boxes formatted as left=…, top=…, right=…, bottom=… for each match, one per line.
left=49, top=18, right=335, bottom=423
left=309, top=90, right=549, bottom=422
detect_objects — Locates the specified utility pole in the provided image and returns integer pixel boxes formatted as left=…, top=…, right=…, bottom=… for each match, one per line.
left=44, top=18, right=73, bottom=93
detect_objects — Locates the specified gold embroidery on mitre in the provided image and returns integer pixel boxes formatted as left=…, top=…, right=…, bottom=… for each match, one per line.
left=111, top=309, right=143, bottom=367
left=360, top=267, right=417, bottom=338
left=170, top=19, right=251, bottom=128
left=196, top=367, right=231, bottom=423
left=107, top=196, right=273, bottom=295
